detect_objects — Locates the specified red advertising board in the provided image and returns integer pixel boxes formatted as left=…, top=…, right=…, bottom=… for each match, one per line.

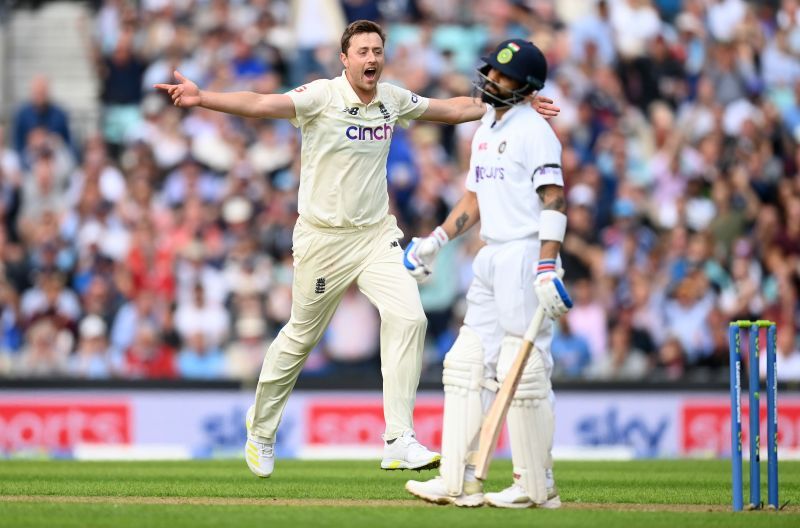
left=306, top=398, right=508, bottom=451
left=681, top=401, right=800, bottom=455
left=0, top=401, right=132, bottom=451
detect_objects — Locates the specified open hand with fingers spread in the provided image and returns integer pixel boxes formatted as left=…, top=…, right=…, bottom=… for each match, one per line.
left=154, top=70, right=201, bottom=108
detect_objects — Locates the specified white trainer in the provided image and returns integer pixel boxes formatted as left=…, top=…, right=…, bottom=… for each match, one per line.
left=484, top=483, right=561, bottom=509
left=244, top=404, right=274, bottom=478
left=380, top=431, right=441, bottom=471
left=405, top=477, right=484, bottom=507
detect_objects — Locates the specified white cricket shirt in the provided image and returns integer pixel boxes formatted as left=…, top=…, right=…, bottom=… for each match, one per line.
left=286, top=71, right=429, bottom=228
left=465, top=103, right=564, bottom=244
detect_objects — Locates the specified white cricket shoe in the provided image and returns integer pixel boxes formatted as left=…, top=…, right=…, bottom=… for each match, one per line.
left=380, top=431, right=441, bottom=471
left=244, top=404, right=274, bottom=478
left=405, top=477, right=484, bottom=507
left=484, top=483, right=561, bottom=509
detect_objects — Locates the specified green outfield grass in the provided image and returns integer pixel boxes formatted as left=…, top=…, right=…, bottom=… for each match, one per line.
left=0, top=459, right=798, bottom=527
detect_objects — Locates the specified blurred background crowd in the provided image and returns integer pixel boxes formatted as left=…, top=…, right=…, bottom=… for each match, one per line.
left=2, top=0, right=800, bottom=384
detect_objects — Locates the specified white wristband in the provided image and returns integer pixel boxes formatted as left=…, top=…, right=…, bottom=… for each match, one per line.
left=538, top=210, right=567, bottom=242
left=432, top=226, right=449, bottom=246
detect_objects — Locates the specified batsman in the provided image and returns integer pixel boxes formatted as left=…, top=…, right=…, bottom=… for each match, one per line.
left=404, top=39, right=572, bottom=508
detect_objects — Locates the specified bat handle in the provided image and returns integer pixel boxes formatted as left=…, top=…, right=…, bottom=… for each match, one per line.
left=523, top=268, right=564, bottom=342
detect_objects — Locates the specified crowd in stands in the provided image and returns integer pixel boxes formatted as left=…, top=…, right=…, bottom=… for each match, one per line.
left=2, top=0, right=800, bottom=383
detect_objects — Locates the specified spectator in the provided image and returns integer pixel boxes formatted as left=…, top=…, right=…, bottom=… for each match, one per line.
left=176, top=331, right=226, bottom=379
left=98, top=28, right=147, bottom=152
left=12, top=75, right=71, bottom=157
left=566, top=277, right=609, bottom=365
left=68, top=315, right=113, bottom=378
left=225, top=316, right=269, bottom=380
left=174, top=282, right=229, bottom=348
left=551, top=318, right=592, bottom=378
left=13, top=319, right=71, bottom=377
left=4, top=0, right=800, bottom=384
left=589, top=322, right=651, bottom=380
left=119, top=321, right=176, bottom=379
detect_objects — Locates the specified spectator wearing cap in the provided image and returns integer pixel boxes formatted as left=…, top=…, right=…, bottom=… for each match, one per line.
left=222, top=196, right=253, bottom=233
left=68, top=315, right=113, bottom=379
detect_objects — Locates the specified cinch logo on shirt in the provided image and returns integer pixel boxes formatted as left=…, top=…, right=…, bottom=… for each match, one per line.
left=345, top=124, right=394, bottom=141
left=475, top=165, right=505, bottom=182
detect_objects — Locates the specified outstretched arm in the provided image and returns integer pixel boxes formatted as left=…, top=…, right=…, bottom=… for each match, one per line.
left=154, top=70, right=296, bottom=120
left=418, top=96, right=486, bottom=124
left=418, top=95, right=560, bottom=124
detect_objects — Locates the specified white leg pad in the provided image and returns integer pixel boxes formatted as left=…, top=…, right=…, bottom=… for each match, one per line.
left=440, top=326, right=485, bottom=496
left=497, top=335, right=553, bottom=504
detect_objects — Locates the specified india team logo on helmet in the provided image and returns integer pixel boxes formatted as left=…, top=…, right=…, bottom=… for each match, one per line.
left=496, top=42, right=520, bottom=64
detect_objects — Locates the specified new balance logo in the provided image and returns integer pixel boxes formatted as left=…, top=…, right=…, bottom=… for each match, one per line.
left=315, top=278, right=326, bottom=294
left=390, top=240, right=399, bottom=248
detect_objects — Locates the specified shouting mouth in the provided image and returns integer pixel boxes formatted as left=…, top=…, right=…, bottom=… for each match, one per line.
left=364, top=67, right=377, bottom=82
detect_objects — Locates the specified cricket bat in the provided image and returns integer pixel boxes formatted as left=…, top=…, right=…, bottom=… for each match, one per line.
left=473, top=269, right=562, bottom=480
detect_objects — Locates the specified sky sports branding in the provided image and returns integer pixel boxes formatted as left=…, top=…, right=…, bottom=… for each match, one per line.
left=345, top=123, right=393, bottom=141
left=475, top=165, right=505, bottom=182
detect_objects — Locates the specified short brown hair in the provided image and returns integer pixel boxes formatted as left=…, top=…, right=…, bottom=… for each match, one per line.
left=341, top=20, right=386, bottom=54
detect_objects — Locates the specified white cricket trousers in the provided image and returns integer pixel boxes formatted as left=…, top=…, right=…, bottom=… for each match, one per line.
left=463, top=238, right=555, bottom=380
left=250, top=215, right=427, bottom=442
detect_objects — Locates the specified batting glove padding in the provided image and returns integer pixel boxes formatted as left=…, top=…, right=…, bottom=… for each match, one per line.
left=403, top=227, right=449, bottom=284
left=533, top=260, right=573, bottom=319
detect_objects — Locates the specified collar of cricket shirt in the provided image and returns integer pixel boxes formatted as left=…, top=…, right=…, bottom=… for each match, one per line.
left=338, top=70, right=384, bottom=107
left=483, top=102, right=526, bottom=131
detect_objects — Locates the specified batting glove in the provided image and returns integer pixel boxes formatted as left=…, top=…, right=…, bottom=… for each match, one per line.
left=403, top=226, right=449, bottom=284
left=533, top=260, right=573, bottom=318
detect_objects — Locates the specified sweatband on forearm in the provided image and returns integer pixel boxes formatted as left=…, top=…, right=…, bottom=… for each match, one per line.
left=432, top=226, right=449, bottom=245
left=538, top=210, right=567, bottom=242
